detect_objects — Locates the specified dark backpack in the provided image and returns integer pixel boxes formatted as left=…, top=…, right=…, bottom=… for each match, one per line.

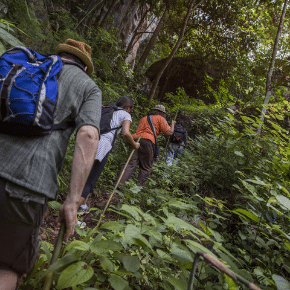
left=0, top=46, right=64, bottom=136
left=171, top=124, right=187, bottom=144
left=100, top=103, right=124, bottom=135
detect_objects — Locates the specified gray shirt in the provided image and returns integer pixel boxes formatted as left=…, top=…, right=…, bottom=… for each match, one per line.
left=0, top=64, right=102, bottom=200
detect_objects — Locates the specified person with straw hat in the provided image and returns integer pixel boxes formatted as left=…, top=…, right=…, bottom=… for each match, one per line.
left=118, top=104, right=176, bottom=186
left=0, top=39, right=102, bottom=289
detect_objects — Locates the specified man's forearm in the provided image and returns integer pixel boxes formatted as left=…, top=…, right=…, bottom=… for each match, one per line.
left=67, top=125, right=99, bottom=204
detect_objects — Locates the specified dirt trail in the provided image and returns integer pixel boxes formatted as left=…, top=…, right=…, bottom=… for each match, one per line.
left=39, top=192, right=118, bottom=244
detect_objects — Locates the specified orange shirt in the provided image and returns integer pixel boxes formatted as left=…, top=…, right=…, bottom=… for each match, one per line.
left=132, top=115, right=170, bottom=144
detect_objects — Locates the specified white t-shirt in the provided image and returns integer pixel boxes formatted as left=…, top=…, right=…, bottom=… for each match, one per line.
left=95, top=109, right=132, bottom=162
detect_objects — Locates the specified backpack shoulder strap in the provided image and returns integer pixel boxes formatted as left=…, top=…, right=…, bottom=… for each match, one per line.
left=147, top=115, right=157, bottom=143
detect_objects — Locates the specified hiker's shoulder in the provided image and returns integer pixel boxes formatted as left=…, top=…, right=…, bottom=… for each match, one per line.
left=60, top=65, right=95, bottom=84
left=153, top=114, right=167, bottom=124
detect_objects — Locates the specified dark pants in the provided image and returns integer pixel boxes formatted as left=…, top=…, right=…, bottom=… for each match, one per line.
left=119, top=139, right=155, bottom=186
left=0, top=178, right=47, bottom=275
left=81, top=152, right=110, bottom=199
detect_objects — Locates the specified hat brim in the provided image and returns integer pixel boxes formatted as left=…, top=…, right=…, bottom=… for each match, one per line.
left=154, top=108, right=166, bottom=114
left=56, top=44, right=94, bottom=75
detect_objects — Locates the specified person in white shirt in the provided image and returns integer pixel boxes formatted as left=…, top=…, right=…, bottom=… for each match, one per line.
left=78, top=96, right=140, bottom=212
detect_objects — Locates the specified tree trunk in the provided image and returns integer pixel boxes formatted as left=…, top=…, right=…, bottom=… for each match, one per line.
left=259, top=0, right=288, bottom=131
left=148, top=0, right=205, bottom=103
left=99, top=0, right=119, bottom=27
left=135, top=8, right=169, bottom=71
left=125, top=7, right=150, bottom=55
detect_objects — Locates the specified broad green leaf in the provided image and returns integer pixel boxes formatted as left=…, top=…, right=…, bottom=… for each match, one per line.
left=199, top=221, right=212, bottom=235
left=236, top=269, right=254, bottom=283
left=108, top=274, right=129, bottom=290
left=0, top=41, right=6, bottom=55
left=0, top=27, right=24, bottom=47
left=157, top=249, right=173, bottom=262
left=184, top=240, right=217, bottom=258
left=35, top=254, right=79, bottom=283
left=165, top=216, right=210, bottom=239
left=245, top=179, right=268, bottom=186
left=100, top=221, right=125, bottom=232
left=129, top=185, right=142, bottom=194
left=48, top=201, right=62, bottom=211
left=90, top=240, right=123, bottom=254
left=100, top=255, right=114, bottom=272
left=133, top=207, right=157, bottom=225
left=162, top=199, right=193, bottom=210
left=225, top=274, right=238, bottom=290
left=234, top=151, right=244, bottom=157
left=240, top=180, right=257, bottom=196
left=57, top=261, right=93, bottom=290
left=232, top=209, right=259, bottom=223
left=122, top=255, right=140, bottom=272
left=124, top=224, right=140, bottom=243
left=171, top=243, right=192, bottom=263
left=64, top=240, right=89, bottom=252
left=167, top=276, right=187, bottom=290
left=272, top=274, right=290, bottom=290
left=121, top=204, right=142, bottom=221
left=276, top=195, right=290, bottom=211
left=133, top=234, right=153, bottom=249
left=144, top=229, right=163, bottom=242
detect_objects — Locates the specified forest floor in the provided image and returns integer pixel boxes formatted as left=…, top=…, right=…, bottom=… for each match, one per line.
left=39, top=192, right=117, bottom=245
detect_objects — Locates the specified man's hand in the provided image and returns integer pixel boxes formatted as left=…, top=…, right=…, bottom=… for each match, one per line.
left=57, top=198, right=79, bottom=241
left=133, top=141, right=140, bottom=149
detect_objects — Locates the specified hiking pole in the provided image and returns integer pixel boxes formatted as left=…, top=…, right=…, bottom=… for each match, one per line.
left=42, top=222, right=66, bottom=290
left=95, top=136, right=141, bottom=230
left=188, top=251, right=262, bottom=290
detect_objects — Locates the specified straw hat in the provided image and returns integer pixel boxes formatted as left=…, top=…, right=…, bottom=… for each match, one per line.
left=154, top=104, right=166, bottom=113
left=55, top=39, right=94, bottom=75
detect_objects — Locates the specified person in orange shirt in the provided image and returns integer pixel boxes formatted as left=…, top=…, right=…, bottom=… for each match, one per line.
left=119, top=104, right=176, bottom=186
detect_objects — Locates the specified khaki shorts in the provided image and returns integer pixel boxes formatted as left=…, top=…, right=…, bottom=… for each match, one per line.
left=0, top=178, right=47, bottom=275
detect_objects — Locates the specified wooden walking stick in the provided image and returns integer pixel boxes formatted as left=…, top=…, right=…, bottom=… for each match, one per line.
left=42, top=222, right=65, bottom=290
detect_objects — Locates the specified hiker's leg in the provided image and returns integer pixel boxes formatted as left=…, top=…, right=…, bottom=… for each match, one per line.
left=166, top=143, right=174, bottom=166
left=118, top=145, right=139, bottom=185
left=80, top=154, right=110, bottom=204
left=0, top=179, right=47, bottom=286
left=137, top=139, right=154, bottom=186
left=0, top=268, right=18, bottom=290
left=173, top=145, right=184, bottom=166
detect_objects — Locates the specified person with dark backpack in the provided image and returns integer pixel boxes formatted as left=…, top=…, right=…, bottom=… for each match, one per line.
left=166, top=118, right=187, bottom=166
left=78, top=96, right=140, bottom=212
left=0, top=39, right=102, bottom=289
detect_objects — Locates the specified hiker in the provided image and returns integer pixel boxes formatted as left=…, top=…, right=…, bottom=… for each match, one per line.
left=166, top=117, right=187, bottom=166
left=78, top=96, right=140, bottom=213
left=118, top=104, right=176, bottom=186
left=0, top=39, right=102, bottom=289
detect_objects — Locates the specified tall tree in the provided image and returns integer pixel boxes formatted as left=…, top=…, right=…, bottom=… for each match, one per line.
left=259, top=0, right=288, bottom=131
left=147, top=0, right=205, bottom=103
left=99, top=0, right=119, bottom=27
left=125, top=6, right=151, bottom=55
left=135, top=7, right=169, bottom=71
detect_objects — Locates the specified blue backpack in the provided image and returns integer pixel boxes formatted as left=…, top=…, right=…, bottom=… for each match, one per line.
left=0, top=46, right=63, bottom=136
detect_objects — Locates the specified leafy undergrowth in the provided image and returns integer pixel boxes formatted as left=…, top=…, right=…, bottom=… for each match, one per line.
left=21, top=104, right=290, bottom=290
